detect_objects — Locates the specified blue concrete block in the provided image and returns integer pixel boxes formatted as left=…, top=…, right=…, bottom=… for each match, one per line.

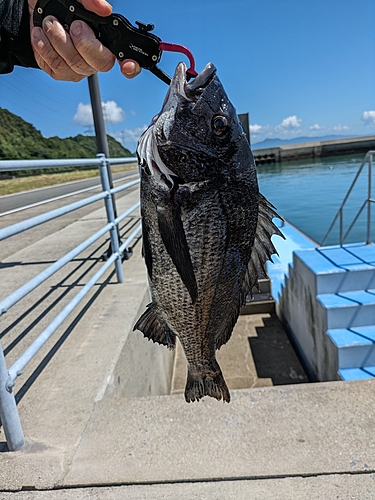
left=327, top=328, right=375, bottom=347
left=318, top=247, right=367, bottom=267
left=339, top=289, right=375, bottom=305
left=327, top=328, right=375, bottom=368
left=351, top=325, right=375, bottom=342
left=339, top=367, right=375, bottom=381
left=294, top=248, right=344, bottom=274
left=342, top=243, right=375, bottom=264
left=318, top=291, right=375, bottom=328
left=317, top=293, right=358, bottom=309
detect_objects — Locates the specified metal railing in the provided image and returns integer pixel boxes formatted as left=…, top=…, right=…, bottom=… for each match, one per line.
left=321, top=151, right=375, bottom=246
left=0, top=154, right=141, bottom=451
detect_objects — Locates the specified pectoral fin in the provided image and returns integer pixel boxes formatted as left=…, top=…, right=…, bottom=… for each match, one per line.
left=157, top=203, right=198, bottom=304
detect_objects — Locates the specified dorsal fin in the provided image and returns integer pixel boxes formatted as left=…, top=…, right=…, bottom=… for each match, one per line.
left=244, top=193, right=285, bottom=299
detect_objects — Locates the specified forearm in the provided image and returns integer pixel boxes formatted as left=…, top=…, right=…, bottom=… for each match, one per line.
left=0, top=0, right=38, bottom=73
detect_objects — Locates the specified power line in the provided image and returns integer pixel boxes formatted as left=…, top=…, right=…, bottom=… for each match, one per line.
left=1, top=79, right=65, bottom=116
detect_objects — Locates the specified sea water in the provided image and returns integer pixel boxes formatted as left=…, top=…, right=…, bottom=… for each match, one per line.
left=256, top=153, right=374, bottom=246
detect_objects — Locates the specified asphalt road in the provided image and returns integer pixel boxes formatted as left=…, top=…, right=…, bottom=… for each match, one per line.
left=0, top=168, right=138, bottom=214
left=0, top=168, right=140, bottom=261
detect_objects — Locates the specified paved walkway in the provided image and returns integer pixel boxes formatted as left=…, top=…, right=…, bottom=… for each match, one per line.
left=0, top=187, right=374, bottom=499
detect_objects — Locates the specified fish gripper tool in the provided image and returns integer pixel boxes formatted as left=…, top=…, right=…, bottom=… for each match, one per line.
left=33, top=0, right=198, bottom=85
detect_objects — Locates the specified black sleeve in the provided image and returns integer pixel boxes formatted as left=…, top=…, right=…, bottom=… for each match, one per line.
left=0, top=0, right=39, bottom=74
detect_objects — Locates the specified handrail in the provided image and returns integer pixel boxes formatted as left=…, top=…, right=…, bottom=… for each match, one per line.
left=0, top=172, right=139, bottom=218
left=0, top=154, right=141, bottom=451
left=321, top=150, right=375, bottom=246
left=0, top=157, right=136, bottom=171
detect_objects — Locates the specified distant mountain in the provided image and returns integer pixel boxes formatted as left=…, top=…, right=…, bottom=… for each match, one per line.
left=0, top=107, right=132, bottom=161
left=252, top=135, right=354, bottom=150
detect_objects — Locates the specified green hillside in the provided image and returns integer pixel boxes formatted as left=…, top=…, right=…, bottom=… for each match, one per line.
left=0, top=107, right=132, bottom=161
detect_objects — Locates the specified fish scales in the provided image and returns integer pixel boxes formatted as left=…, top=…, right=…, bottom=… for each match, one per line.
left=134, top=62, right=283, bottom=403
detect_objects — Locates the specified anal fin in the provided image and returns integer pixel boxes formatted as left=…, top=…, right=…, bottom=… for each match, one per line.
left=133, top=303, right=176, bottom=350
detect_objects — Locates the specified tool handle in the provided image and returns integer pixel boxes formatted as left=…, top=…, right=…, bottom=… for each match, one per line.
left=33, top=0, right=163, bottom=69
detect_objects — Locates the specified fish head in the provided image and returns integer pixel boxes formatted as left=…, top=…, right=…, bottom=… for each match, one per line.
left=137, top=62, right=255, bottom=185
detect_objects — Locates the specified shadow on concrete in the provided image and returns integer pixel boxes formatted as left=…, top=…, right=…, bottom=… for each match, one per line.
left=0, top=441, right=9, bottom=453
left=0, top=218, right=142, bottom=406
left=0, top=262, right=22, bottom=269
left=249, top=314, right=309, bottom=385
left=1, top=239, right=108, bottom=351
left=14, top=267, right=116, bottom=405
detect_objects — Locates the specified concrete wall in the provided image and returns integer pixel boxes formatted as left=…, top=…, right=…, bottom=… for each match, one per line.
left=103, top=288, right=175, bottom=400
left=253, top=135, right=375, bottom=163
left=267, top=222, right=339, bottom=381
left=277, top=252, right=339, bottom=381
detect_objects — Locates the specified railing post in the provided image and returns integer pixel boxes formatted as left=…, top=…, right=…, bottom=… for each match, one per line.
left=339, top=207, right=343, bottom=245
left=98, top=154, right=124, bottom=283
left=0, top=342, right=24, bottom=451
left=367, top=153, right=372, bottom=245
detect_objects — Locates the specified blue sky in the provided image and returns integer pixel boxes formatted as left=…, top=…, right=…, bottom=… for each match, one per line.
left=1, top=0, right=375, bottom=152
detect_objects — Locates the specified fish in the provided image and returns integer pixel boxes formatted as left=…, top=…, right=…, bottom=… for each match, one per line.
left=134, top=61, right=283, bottom=403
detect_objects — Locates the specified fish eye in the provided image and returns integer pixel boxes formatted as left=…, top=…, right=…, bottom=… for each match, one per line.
left=212, top=116, right=228, bottom=136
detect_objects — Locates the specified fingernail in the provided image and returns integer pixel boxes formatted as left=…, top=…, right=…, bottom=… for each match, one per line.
left=70, top=21, right=82, bottom=37
left=42, top=16, right=53, bottom=33
left=31, top=26, right=42, bottom=41
left=125, top=62, right=137, bottom=75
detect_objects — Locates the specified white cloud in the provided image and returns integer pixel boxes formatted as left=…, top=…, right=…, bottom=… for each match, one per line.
left=361, top=111, right=375, bottom=125
left=74, top=100, right=125, bottom=126
left=333, top=124, right=349, bottom=132
left=112, top=125, right=148, bottom=151
left=74, top=103, right=93, bottom=126
left=102, top=101, right=125, bottom=124
left=250, top=124, right=264, bottom=134
left=310, top=124, right=322, bottom=131
left=275, top=115, right=302, bottom=132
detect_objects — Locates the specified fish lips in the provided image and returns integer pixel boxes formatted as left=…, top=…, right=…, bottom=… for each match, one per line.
left=160, top=62, right=217, bottom=115
left=154, top=62, right=217, bottom=143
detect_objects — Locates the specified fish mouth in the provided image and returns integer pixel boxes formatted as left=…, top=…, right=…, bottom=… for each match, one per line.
left=165, top=61, right=217, bottom=103
left=184, top=62, right=217, bottom=101
left=153, top=62, right=217, bottom=141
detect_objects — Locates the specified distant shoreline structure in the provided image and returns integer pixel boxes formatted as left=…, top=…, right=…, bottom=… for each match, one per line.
left=253, top=135, right=375, bottom=164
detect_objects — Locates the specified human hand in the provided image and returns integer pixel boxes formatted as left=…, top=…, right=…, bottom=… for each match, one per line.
left=28, top=0, right=141, bottom=81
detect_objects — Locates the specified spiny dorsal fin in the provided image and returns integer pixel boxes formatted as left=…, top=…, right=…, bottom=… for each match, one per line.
left=243, top=193, right=285, bottom=300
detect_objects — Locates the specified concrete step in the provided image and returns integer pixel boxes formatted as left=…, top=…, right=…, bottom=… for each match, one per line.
left=293, top=245, right=375, bottom=295
left=241, top=279, right=275, bottom=314
left=58, top=381, right=375, bottom=488
left=327, top=326, right=375, bottom=369
left=339, top=365, right=375, bottom=380
left=255, top=278, right=271, bottom=294
left=317, top=289, right=375, bottom=329
left=3, top=380, right=375, bottom=494
left=170, top=312, right=308, bottom=395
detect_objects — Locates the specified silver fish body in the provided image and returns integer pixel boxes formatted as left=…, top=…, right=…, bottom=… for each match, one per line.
left=134, top=62, right=283, bottom=402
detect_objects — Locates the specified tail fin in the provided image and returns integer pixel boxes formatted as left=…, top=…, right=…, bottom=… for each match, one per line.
left=184, top=360, right=230, bottom=403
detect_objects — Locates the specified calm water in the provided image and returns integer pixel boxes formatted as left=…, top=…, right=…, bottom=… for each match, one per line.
left=256, top=153, right=373, bottom=246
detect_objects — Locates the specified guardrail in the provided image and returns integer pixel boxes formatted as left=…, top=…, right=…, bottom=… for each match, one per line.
left=321, top=151, right=375, bottom=246
left=0, top=154, right=141, bottom=451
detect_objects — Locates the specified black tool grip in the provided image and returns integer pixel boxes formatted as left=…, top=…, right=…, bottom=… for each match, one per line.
left=33, top=0, right=163, bottom=70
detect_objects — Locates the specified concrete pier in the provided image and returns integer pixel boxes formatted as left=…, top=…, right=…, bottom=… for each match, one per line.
left=253, top=135, right=375, bottom=164
left=1, top=187, right=375, bottom=498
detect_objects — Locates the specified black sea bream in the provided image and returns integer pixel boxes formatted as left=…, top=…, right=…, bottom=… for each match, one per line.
left=134, top=62, right=283, bottom=403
